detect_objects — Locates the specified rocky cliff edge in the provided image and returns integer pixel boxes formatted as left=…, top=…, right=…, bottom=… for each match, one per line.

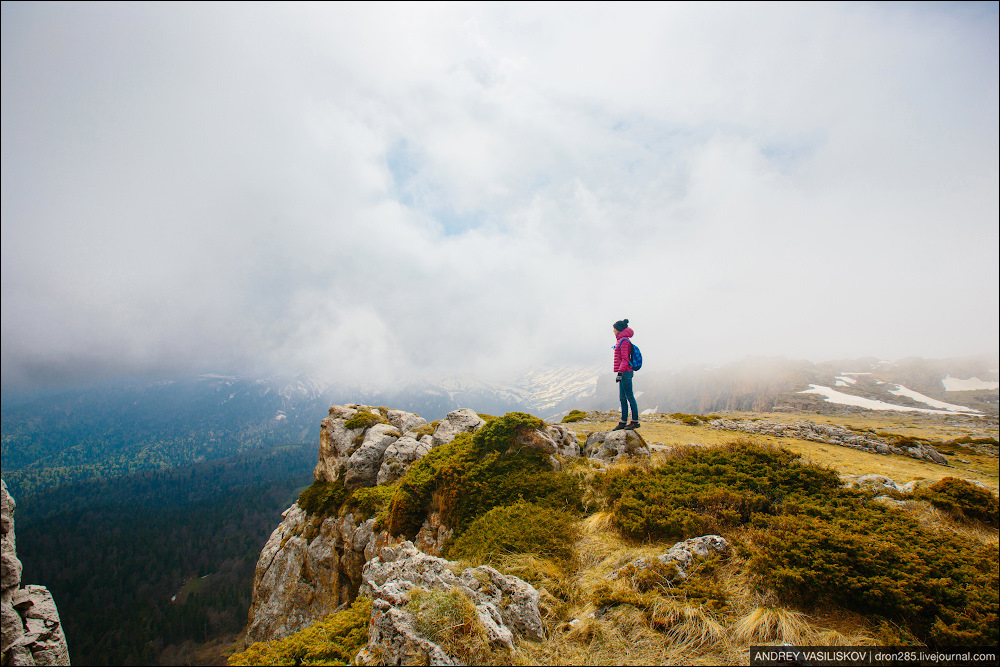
left=1, top=481, right=70, bottom=667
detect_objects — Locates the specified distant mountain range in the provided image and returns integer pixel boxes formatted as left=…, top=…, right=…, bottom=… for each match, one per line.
left=3, top=356, right=996, bottom=501
left=0, top=366, right=602, bottom=499
left=583, top=355, right=999, bottom=418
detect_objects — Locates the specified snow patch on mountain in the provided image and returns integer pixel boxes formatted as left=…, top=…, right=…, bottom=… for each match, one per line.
left=798, top=384, right=977, bottom=415
left=941, top=375, right=999, bottom=392
left=887, top=385, right=979, bottom=413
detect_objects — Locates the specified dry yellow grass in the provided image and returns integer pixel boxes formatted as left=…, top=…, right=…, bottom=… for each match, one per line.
left=564, top=411, right=998, bottom=493
left=521, top=410, right=1000, bottom=664
left=508, top=514, right=885, bottom=666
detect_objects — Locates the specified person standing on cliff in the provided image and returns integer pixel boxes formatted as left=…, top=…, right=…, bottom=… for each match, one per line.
left=613, top=319, right=640, bottom=430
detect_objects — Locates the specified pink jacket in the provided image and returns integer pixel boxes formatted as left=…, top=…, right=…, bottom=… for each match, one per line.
left=614, top=327, right=634, bottom=372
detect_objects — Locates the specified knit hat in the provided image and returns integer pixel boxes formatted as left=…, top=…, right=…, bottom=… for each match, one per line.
left=613, top=319, right=629, bottom=332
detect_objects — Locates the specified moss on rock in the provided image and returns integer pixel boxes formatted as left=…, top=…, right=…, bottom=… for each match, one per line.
left=228, top=596, right=371, bottom=666
left=385, top=412, right=582, bottom=540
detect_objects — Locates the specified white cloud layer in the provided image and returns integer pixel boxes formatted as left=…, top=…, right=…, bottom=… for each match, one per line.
left=2, top=2, right=998, bottom=388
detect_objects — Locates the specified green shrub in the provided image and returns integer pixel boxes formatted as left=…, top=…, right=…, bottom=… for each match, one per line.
left=601, top=442, right=840, bottom=541
left=473, top=411, right=543, bottom=454
left=601, top=441, right=998, bottom=644
left=298, top=480, right=349, bottom=516
left=228, top=596, right=371, bottom=665
left=345, top=484, right=397, bottom=524
left=386, top=413, right=582, bottom=539
left=562, top=410, right=588, bottom=423
left=412, top=421, right=438, bottom=438
left=344, top=410, right=385, bottom=430
left=612, top=553, right=729, bottom=612
left=748, top=498, right=998, bottom=645
left=916, top=477, right=999, bottom=527
left=447, top=501, right=579, bottom=563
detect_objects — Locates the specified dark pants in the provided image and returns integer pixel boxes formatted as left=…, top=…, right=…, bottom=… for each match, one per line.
left=619, top=371, right=638, bottom=423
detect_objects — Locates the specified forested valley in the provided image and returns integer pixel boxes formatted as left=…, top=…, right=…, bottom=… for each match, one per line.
left=11, top=442, right=316, bottom=665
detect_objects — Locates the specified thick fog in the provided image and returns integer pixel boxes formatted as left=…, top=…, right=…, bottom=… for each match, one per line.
left=2, top=2, right=998, bottom=390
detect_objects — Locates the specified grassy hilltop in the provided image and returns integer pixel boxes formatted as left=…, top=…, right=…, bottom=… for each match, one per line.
left=232, top=408, right=998, bottom=666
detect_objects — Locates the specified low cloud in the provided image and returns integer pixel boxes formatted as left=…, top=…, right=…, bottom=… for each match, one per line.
left=2, top=3, right=997, bottom=390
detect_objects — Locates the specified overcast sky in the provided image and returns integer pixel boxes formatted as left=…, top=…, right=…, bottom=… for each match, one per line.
left=2, top=2, right=998, bottom=390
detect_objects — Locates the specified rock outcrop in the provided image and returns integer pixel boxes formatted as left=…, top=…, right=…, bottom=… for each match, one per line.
left=247, top=405, right=490, bottom=644
left=583, top=430, right=650, bottom=463
left=2, top=481, right=70, bottom=667
left=356, top=541, right=543, bottom=665
left=709, top=418, right=950, bottom=465
left=246, top=404, right=624, bottom=651
left=610, top=535, right=731, bottom=582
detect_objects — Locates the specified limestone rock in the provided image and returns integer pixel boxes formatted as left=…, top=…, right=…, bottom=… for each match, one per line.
left=855, top=474, right=899, bottom=495
left=356, top=541, right=543, bottom=665
left=710, top=418, right=957, bottom=465
left=412, top=513, right=453, bottom=557
left=387, top=409, right=427, bottom=435
left=345, top=424, right=402, bottom=490
left=377, top=436, right=432, bottom=486
left=611, top=535, right=731, bottom=581
left=432, top=409, right=486, bottom=447
left=584, top=430, right=649, bottom=463
left=511, top=423, right=581, bottom=458
left=246, top=504, right=389, bottom=643
left=1, top=481, right=70, bottom=667
left=315, top=405, right=426, bottom=487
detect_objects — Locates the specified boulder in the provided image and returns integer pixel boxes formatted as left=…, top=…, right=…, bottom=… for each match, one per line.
left=315, top=406, right=426, bottom=486
left=611, top=535, right=731, bottom=581
left=344, top=424, right=402, bottom=490
left=387, top=409, right=427, bottom=434
left=356, top=541, right=543, bottom=665
left=510, top=423, right=580, bottom=458
left=432, top=409, right=486, bottom=447
left=377, top=436, right=432, bottom=486
left=856, top=474, right=899, bottom=495
left=584, top=430, right=650, bottom=463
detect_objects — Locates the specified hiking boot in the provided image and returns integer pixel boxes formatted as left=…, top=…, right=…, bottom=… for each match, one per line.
left=611, top=422, right=627, bottom=431
left=625, top=421, right=641, bottom=430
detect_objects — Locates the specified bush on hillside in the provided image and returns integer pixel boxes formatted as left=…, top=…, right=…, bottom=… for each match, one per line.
left=344, top=410, right=386, bottom=430
left=598, top=440, right=998, bottom=645
left=386, top=412, right=582, bottom=539
left=748, top=498, right=998, bottom=645
left=228, top=596, right=371, bottom=666
left=297, top=479, right=349, bottom=516
left=562, top=410, right=588, bottom=423
left=916, top=477, right=999, bottom=527
left=447, top=501, right=579, bottom=564
left=600, top=442, right=840, bottom=541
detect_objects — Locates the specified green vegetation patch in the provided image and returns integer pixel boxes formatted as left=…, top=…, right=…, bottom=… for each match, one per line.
left=747, top=499, right=998, bottom=646
left=344, top=410, right=386, bottom=430
left=916, top=477, right=999, bottom=527
left=669, top=412, right=714, bottom=424
left=228, top=596, right=371, bottom=666
left=601, top=442, right=840, bottom=541
left=447, top=500, right=579, bottom=564
left=601, top=441, right=999, bottom=644
left=562, top=409, right=588, bottom=423
left=386, top=412, right=582, bottom=539
left=297, top=479, right=349, bottom=516
left=343, top=484, right=397, bottom=525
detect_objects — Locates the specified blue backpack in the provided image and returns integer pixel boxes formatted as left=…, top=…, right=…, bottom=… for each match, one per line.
left=616, top=338, right=643, bottom=371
